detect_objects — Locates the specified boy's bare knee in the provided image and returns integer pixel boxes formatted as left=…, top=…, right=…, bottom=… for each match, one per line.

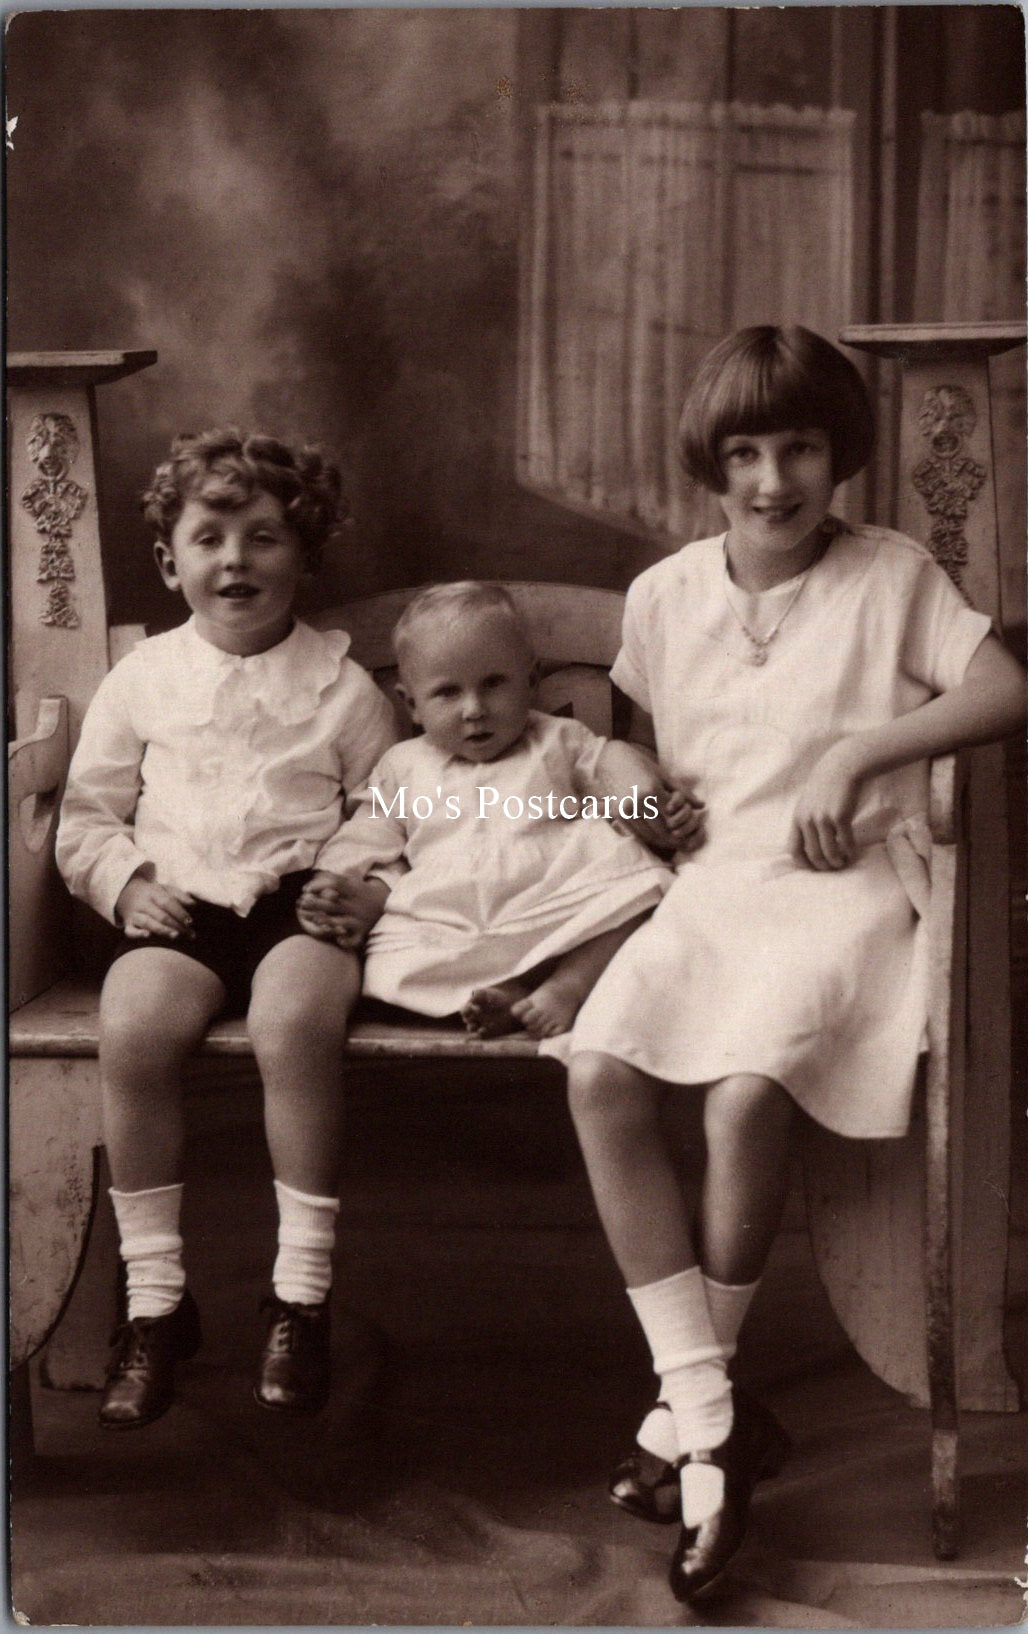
left=248, top=971, right=356, bottom=1058
left=99, top=954, right=220, bottom=1065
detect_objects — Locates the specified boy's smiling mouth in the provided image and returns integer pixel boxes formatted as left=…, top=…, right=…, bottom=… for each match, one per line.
left=218, top=584, right=260, bottom=599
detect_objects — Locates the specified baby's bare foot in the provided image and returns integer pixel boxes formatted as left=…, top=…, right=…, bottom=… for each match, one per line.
left=510, top=975, right=586, bottom=1039
left=461, top=983, right=531, bottom=1038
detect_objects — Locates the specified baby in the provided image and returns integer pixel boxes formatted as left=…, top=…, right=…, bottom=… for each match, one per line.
left=298, top=582, right=694, bottom=1038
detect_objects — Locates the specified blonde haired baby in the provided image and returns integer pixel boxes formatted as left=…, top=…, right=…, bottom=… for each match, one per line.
left=298, top=581, right=686, bottom=1037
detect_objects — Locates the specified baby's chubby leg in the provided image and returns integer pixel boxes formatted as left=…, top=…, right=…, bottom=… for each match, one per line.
left=512, top=915, right=649, bottom=1037
left=463, top=913, right=648, bottom=1040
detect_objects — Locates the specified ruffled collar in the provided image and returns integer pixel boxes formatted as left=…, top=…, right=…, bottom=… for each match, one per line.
left=170, top=617, right=353, bottom=727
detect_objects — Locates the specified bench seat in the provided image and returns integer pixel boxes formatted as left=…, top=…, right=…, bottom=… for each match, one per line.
left=9, top=980, right=541, bottom=1060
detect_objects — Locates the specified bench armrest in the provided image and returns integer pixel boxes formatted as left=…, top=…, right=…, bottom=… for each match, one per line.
left=927, top=753, right=966, bottom=848
left=8, top=697, right=72, bottom=1008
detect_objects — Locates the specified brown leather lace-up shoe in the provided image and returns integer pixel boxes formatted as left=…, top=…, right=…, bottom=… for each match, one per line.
left=98, top=1289, right=201, bottom=1429
left=254, top=1294, right=331, bottom=1413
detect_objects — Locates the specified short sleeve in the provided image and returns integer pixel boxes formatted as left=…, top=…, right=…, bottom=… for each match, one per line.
left=609, top=574, right=654, bottom=714
left=900, top=555, right=992, bottom=694
left=545, top=713, right=607, bottom=788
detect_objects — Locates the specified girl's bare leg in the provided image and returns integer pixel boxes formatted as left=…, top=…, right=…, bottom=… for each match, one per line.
left=567, top=1050, right=696, bottom=1282
left=464, top=913, right=650, bottom=1041
left=99, top=948, right=227, bottom=1190
left=697, top=1074, right=795, bottom=1285
left=567, top=1051, right=733, bottom=1529
left=248, top=933, right=361, bottom=1196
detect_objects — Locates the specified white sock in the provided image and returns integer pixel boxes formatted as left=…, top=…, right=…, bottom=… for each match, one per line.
left=703, top=1273, right=759, bottom=1366
left=272, top=1180, right=339, bottom=1306
left=110, top=1183, right=185, bottom=1320
left=629, top=1268, right=733, bottom=1525
left=636, top=1274, right=760, bottom=1463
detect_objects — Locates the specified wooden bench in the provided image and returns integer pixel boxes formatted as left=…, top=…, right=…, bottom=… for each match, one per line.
left=8, top=342, right=1021, bottom=1560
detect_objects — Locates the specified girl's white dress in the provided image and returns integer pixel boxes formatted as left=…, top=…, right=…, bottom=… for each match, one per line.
left=568, top=524, right=991, bottom=1137
left=328, top=712, right=672, bottom=1016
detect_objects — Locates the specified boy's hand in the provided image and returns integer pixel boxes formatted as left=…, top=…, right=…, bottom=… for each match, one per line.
left=115, top=875, right=195, bottom=939
left=663, top=787, right=706, bottom=854
left=790, top=740, right=865, bottom=870
left=297, top=870, right=388, bottom=951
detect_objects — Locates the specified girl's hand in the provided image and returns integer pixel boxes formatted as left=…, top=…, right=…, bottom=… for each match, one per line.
left=298, top=870, right=388, bottom=950
left=790, top=740, right=866, bottom=870
left=664, top=787, right=706, bottom=855
left=115, top=875, right=195, bottom=939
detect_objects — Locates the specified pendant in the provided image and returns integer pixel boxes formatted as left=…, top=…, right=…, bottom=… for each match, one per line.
left=747, top=643, right=768, bottom=666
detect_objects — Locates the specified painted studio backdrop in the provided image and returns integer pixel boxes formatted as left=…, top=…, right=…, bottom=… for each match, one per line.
left=6, top=9, right=1028, bottom=1628
left=5, top=6, right=1026, bottom=630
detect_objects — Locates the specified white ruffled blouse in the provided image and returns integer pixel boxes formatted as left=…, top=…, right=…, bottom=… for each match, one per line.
left=56, top=617, right=397, bottom=921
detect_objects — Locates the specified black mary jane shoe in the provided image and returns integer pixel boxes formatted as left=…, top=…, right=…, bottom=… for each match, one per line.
left=608, top=1402, right=680, bottom=1523
left=98, top=1289, right=202, bottom=1430
left=254, top=1294, right=331, bottom=1414
left=609, top=1388, right=791, bottom=1526
left=668, top=1391, right=782, bottom=1605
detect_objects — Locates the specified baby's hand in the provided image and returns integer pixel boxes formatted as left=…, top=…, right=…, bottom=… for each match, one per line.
left=790, top=740, right=865, bottom=870
left=297, top=870, right=388, bottom=951
left=663, top=787, right=706, bottom=855
left=115, top=874, right=195, bottom=940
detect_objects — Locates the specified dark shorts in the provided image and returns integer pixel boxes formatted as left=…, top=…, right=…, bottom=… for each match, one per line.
left=108, top=871, right=312, bottom=1017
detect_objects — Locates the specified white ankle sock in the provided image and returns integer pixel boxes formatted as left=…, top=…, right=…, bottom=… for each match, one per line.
left=703, top=1273, right=759, bottom=1364
left=628, top=1268, right=733, bottom=1525
left=636, top=1274, right=760, bottom=1463
left=110, top=1183, right=185, bottom=1320
left=272, top=1180, right=339, bottom=1306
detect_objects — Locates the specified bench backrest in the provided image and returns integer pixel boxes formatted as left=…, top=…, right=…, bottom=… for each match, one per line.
left=310, top=584, right=630, bottom=741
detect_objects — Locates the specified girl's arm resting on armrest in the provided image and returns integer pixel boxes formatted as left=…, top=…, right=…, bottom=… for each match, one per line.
left=792, top=633, right=1025, bottom=871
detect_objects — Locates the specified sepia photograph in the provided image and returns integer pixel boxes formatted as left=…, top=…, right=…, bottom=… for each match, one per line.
left=6, top=4, right=1027, bottom=1626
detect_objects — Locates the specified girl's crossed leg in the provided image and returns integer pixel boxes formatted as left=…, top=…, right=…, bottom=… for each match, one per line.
left=567, top=1050, right=794, bottom=1599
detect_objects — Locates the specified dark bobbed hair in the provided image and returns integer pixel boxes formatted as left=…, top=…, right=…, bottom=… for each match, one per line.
left=142, top=429, right=347, bottom=569
left=678, top=326, right=876, bottom=493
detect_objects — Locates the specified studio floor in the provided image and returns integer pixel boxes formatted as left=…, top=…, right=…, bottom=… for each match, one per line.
left=10, top=1064, right=1026, bottom=1629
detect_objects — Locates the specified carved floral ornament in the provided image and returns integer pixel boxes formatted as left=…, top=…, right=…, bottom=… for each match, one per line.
left=911, top=384, right=986, bottom=591
left=21, top=411, right=88, bottom=628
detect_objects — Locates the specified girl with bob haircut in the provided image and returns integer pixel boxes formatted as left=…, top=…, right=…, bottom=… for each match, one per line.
left=561, top=325, right=1024, bottom=1604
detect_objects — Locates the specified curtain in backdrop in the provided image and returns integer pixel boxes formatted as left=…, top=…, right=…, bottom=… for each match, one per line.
left=519, top=101, right=856, bottom=542
left=916, top=110, right=1027, bottom=626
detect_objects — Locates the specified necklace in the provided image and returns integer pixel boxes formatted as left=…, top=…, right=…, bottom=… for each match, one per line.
left=722, top=520, right=838, bottom=666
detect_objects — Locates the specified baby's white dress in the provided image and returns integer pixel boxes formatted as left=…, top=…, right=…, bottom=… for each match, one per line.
left=328, top=711, right=671, bottom=1016
left=568, top=525, right=991, bottom=1137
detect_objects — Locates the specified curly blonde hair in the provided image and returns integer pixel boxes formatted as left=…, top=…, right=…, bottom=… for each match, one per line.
left=142, top=429, right=346, bottom=568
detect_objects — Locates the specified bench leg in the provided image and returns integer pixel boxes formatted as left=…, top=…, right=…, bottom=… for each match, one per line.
left=40, top=1147, right=119, bottom=1392
left=9, top=1362, right=36, bottom=1489
left=10, top=1056, right=103, bottom=1370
